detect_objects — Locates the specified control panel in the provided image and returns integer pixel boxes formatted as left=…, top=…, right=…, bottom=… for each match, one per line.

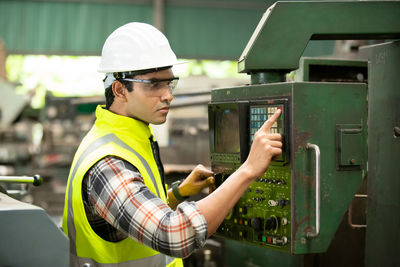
left=209, top=81, right=367, bottom=255
left=209, top=98, right=291, bottom=252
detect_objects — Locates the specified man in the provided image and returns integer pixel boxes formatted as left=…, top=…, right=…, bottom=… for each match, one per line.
left=62, top=22, right=282, bottom=267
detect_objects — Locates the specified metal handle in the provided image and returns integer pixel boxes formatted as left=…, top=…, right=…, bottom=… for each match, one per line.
left=0, top=174, right=43, bottom=186
left=306, top=143, right=320, bottom=238
left=348, top=194, right=367, bottom=229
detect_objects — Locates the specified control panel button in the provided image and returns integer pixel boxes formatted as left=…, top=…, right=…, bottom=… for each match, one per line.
left=239, top=206, right=247, bottom=214
left=251, top=217, right=264, bottom=231
left=277, top=199, right=289, bottom=207
left=268, top=200, right=278, bottom=207
left=239, top=230, right=247, bottom=239
left=265, top=217, right=277, bottom=231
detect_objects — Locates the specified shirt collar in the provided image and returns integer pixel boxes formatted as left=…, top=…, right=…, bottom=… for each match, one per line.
left=94, top=105, right=152, bottom=140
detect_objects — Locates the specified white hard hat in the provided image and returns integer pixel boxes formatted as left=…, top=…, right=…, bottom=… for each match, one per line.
left=98, top=22, right=179, bottom=73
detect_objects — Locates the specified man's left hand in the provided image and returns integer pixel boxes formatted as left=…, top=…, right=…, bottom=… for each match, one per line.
left=179, top=164, right=215, bottom=197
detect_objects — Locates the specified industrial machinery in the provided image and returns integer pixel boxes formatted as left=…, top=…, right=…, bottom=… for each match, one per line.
left=0, top=175, right=69, bottom=267
left=210, top=81, right=367, bottom=254
left=209, top=1, right=400, bottom=266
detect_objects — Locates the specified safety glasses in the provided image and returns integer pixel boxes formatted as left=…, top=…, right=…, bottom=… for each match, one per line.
left=121, top=77, right=179, bottom=94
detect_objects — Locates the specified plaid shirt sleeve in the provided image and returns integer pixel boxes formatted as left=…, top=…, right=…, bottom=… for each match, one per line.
left=86, top=156, right=208, bottom=258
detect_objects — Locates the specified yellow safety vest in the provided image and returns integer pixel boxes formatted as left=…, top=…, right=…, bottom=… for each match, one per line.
left=62, top=105, right=183, bottom=267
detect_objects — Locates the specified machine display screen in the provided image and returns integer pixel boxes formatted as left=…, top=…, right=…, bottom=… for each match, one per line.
left=214, top=107, right=240, bottom=153
left=250, top=104, right=284, bottom=143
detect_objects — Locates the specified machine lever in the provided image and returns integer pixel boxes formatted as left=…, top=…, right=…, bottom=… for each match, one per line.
left=306, top=143, right=320, bottom=239
left=0, top=174, right=43, bottom=186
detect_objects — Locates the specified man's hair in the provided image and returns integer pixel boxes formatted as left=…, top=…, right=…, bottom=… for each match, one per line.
left=105, top=80, right=132, bottom=109
left=104, top=66, right=172, bottom=109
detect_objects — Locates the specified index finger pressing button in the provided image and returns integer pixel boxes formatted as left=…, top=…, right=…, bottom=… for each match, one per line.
left=260, top=109, right=281, bottom=132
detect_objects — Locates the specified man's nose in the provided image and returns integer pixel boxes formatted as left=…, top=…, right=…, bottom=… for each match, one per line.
left=160, top=87, right=174, bottom=102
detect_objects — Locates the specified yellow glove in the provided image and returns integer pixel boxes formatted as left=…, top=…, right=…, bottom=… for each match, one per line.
left=179, top=164, right=215, bottom=197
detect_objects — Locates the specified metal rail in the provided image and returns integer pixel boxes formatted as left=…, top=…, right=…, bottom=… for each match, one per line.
left=0, top=175, right=43, bottom=186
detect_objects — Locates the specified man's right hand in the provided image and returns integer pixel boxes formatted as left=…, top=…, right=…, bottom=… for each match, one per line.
left=241, top=109, right=282, bottom=179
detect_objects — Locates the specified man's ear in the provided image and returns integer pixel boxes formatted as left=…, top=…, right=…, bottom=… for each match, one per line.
left=112, top=81, right=128, bottom=102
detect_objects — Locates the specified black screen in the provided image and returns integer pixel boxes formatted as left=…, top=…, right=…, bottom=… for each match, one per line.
left=214, top=107, right=240, bottom=153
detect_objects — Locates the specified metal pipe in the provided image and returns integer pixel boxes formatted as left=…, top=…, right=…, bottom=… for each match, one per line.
left=250, top=71, right=286, bottom=84
left=153, top=0, right=164, bottom=32
left=0, top=175, right=43, bottom=186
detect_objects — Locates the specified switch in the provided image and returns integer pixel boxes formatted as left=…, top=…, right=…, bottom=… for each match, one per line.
left=277, top=199, right=289, bottom=207
left=277, top=179, right=286, bottom=185
left=251, top=217, right=263, bottom=231
left=239, top=206, right=247, bottom=215
left=268, top=200, right=277, bottom=207
left=239, top=230, right=246, bottom=239
left=265, top=217, right=277, bottom=231
left=258, top=234, right=263, bottom=242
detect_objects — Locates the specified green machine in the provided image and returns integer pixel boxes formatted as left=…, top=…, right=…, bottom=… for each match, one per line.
left=208, top=1, right=400, bottom=266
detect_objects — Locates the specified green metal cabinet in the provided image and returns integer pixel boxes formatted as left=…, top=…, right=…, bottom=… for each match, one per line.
left=360, top=41, right=400, bottom=267
left=210, top=82, right=367, bottom=254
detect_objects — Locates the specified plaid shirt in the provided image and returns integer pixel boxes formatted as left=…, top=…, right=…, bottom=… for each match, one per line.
left=82, top=156, right=208, bottom=258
